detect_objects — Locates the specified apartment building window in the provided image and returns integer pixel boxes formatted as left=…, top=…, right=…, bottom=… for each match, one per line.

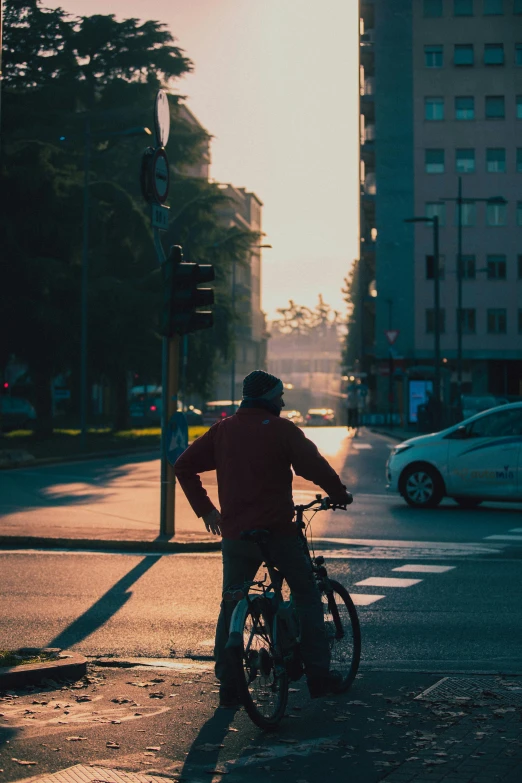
left=459, top=309, right=476, bottom=333
left=486, top=148, right=506, bottom=172
left=424, top=0, right=443, bottom=15
left=519, top=309, right=522, bottom=334
left=517, top=202, right=522, bottom=225
left=517, top=149, right=522, bottom=171
left=484, top=44, right=504, bottom=65
left=425, top=45, right=443, bottom=67
left=457, top=201, right=476, bottom=225
left=455, top=44, right=474, bottom=65
left=425, top=97, right=444, bottom=120
left=487, top=201, right=507, bottom=225
left=455, top=0, right=474, bottom=14
left=425, top=149, right=445, bottom=173
left=426, top=255, right=446, bottom=279
left=487, top=254, right=507, bottom=278
left=461, top=254, right=476, bottom=279
left=485, top=96, right=505, bottom=118
left=484, top=0, right=503, bottom=12
left=487, top=309, right=507, bottom=333
left=518, top=255, right=522, bottom=277
left=515, top=44, right=522, bottom=66
left=426, top=309, right=446, bottom=333
left=517, top=96, right=522, bottom=118
left=426, top=202, right=446, bottom=225
left=455, top=96, right=475, bottom=120
left=456, top=148, right=475, bottom=173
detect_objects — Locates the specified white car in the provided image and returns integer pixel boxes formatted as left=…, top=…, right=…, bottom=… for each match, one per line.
left=386, top=402, right=522, bottom=508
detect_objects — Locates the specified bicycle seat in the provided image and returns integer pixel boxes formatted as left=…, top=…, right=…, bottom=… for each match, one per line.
left=240, top=529, right=271, bottom=545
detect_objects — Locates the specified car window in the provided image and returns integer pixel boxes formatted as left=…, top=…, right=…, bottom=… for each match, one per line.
left=468, top=409, right=522, bottom=438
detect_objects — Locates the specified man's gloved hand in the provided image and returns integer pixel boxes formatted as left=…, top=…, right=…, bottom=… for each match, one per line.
left=203, top=508, right=222, bottom=536
left=329, top=490, right=353, bottom=508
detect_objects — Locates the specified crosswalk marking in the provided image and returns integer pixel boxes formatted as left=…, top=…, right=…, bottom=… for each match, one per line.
left=350, top=594, right=385, bottom=606
left=355, top=576, right=422, bottom=588
left=351, top=443, right=373, bottom=450
left=509, top=528, right=522, bottom=533
left=483, top=534, right=522, bottom=541
left=392, top=564, right=455, bottom=574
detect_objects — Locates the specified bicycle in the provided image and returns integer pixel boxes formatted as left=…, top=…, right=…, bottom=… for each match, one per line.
left=225, top=494, right=361, bottom=730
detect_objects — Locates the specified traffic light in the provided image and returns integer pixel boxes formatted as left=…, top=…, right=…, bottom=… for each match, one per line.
left=160, top=245, right=215, bottom=337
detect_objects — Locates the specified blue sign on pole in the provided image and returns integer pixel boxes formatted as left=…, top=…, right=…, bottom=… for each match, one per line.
left=166, top=411, right=189, bottom=466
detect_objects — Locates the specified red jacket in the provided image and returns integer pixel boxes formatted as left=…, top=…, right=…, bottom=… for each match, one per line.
left=174, top=406, right=347, bottom=539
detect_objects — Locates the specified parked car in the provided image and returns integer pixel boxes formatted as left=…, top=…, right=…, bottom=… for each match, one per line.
left=0, top=397, right=36, bottom=432
left=305, top=408, right=337, bottom=426
left=386, top=402, right=522, bottom=508
left=130, top=397, right=203, bottom=426
left=281, top=409, right=304, bottom=425
left=202, top=401, right=237, bottom=425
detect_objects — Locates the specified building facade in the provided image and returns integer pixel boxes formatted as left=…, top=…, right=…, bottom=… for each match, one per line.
left=359, top=0, right=522, bottom=422
left=214, top=185, right=267, bottom=402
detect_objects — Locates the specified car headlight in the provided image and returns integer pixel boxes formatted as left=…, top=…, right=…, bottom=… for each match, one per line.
left=391, top=444, right=413, bottom=457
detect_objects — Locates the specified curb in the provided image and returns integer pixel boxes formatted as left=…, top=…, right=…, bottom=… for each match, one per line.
left=0, top=534, right=222, bottom=554
left=370, top=428, right=412, bottom=442
left=0, top=446, right=160, bottom=471
left=0, top=648, right=87, bottom=690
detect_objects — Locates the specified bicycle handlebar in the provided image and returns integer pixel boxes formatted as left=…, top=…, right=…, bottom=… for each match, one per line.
left=294, top=493, right=353, bottom=513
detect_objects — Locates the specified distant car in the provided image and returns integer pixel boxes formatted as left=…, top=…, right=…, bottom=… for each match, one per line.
left=202, top=401, right=237, bottom=425
left=386, top=402, right=522, bottom=508
left=281, top=409, right=304, bottom=425
left=461, top=395, right=508, bottom=421
left=305, top=408, right=337, bottom=426
left=130, top=397, right=203, bottom=426
left=0, top=397, right=37, bottom=432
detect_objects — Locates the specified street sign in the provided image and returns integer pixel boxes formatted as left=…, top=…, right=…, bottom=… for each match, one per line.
left=154, top=90, right=171, bottom=147
left=166, top=411, right=188, bottom=466
left=152, top=147, right=170, bottom=203
left=385, top=329, right=400, bottom=345
left=151, top=203, right=170, bottom=231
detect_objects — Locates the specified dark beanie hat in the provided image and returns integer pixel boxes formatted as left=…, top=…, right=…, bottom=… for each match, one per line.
left=242, top=370, right=283, bottom=400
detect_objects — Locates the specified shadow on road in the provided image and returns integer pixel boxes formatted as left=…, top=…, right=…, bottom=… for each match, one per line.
left=47, top=553, right=162, bottom=650
left=180, top=704, right=240, bottom=779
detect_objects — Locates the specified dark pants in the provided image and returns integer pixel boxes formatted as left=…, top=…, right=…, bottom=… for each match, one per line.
left=347, top=408, right=359, bottom=427
left=215, top=535, right=330, bottom=687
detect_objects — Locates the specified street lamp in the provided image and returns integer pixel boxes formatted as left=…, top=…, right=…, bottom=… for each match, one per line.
left=75, top=122, right=151, bottom=448
left=230, top=243, right=272, bottom=406
left=439, top=177, right=505, bottom=407
left=404, top=214, right=441, bottom=426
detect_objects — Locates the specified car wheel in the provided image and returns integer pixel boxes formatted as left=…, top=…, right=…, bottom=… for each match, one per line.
left=454, top=497, right=483, bottom=508
left=401, top=464, right=444, bottom=509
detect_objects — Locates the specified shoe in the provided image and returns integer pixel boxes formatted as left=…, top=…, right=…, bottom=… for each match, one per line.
left=218, top=684, right=242, bottom=709
left=307, top=670, right=344, bottom=699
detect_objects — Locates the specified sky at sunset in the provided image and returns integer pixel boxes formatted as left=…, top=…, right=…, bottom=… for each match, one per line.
left=59, top=0, right=360, bottom=320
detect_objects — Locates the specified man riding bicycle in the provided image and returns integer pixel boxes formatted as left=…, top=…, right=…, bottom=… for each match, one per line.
left=174, top=370, right=353, bottom=707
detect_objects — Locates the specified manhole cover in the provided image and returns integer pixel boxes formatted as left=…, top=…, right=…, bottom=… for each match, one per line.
left=416, top=676, right=522, bottom=705
left=16, top=764, right=175, bottom=783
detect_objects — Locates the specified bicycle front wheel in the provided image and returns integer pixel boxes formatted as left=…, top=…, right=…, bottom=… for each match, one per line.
left=232, top=597, right=288, bottom=730
left=322, top=579, right=361, bottom=691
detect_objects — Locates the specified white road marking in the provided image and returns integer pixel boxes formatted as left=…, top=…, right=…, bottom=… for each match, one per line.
left=508, top=528, right=522, bottom=533
left=483, top=534, right=522, bottom=541
left=350, top=594, right=385, bottom=606
left=315, top=537, right=504, bottom=554
left=351, top=443, right=373, bottom=450
left=392, top=564, right=455, bottom=574
left=355, top=576, right=422, bottom=588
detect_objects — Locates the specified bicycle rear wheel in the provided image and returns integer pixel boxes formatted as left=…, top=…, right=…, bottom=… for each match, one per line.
left=231, top=597, right=288, bottom=730
left=322, top=579, right=361, bottom=691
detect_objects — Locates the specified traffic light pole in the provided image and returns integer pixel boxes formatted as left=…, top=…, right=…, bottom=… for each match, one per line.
left=154, top=228, right=177, bottom=537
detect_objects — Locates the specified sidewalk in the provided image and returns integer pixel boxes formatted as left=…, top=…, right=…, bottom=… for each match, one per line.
left=1, top=661, right=520, bottom=782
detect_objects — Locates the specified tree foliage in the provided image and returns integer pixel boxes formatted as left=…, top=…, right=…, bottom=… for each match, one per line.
left=1, top=0, right=259, bottom=432
left=271, top=295, right=344, bottom=337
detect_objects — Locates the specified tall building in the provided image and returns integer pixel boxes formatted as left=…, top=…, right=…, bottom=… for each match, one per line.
left=214, top=185, right=267, bottom=402
left=359, top=0, right=522, bottom=423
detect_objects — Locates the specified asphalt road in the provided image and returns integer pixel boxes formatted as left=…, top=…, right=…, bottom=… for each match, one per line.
left=1, top=427, right=521, bottom=674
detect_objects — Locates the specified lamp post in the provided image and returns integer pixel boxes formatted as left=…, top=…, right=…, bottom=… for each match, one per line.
left=439, top=178, right=506, bottom=408
left=405, top=215, right=441, bottom=426
left=230, top=243, right=272, bottom=406
left=73, top=123, right=152, bottom=448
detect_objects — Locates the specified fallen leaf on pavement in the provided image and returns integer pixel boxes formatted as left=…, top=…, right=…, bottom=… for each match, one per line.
left=12, top=759, right=37, bottom=766
left=66, top=736, right=88, bottom=741
left=145, top=746, right=161, bottom=751
left=106, top=742, right=120, bottom=749
left=196, top=743, right=225, bottom=752
left=149, top=692, right=165, bottom=699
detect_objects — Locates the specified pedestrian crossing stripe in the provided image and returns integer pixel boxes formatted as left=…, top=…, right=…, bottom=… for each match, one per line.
left=392, top=565, right=455, bottom=574
left=350, top=594, right=385, bottom=606
left=351, top=443, right=373, bottom=449
left=483, top=534, right=522, bottom=541
left=355, top=576, right=422, bottom=588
